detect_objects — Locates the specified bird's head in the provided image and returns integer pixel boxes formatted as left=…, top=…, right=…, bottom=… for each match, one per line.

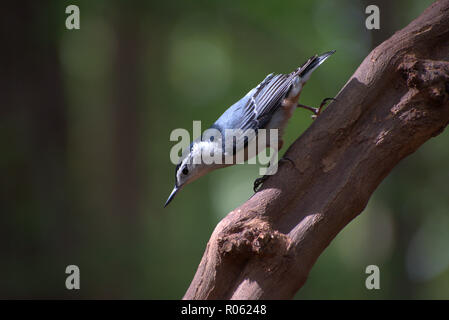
left=164, top=141, right=216, bottom=207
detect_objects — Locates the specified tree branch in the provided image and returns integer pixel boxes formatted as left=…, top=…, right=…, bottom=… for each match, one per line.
left=184, top=0, right=449, bottom=300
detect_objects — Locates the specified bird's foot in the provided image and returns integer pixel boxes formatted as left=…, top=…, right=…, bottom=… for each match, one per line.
left=253, top=175, right=268, bottom=192
left=253, top=157, right=296, bottom=192
left=297, top=97, right=336, bottom=120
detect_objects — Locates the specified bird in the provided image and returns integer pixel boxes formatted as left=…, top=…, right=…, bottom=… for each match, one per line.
left=165, top=50, right=335, bottom=207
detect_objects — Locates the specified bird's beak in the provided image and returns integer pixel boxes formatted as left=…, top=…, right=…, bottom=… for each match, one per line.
left=164, top=186, right=179, bottom=208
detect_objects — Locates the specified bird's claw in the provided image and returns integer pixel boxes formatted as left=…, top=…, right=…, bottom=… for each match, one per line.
left=253, top=175, right=268, bottom=192
left=298, top=97, right=337, bottom=120
left=311, top=97, right=337, bottom=119
left=253, top=157, right=295, bottom=192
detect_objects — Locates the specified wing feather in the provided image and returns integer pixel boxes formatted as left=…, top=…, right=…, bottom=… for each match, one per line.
left=239, top=74, right=291, bottom=131
left=237, top=56, right=319, bottom=131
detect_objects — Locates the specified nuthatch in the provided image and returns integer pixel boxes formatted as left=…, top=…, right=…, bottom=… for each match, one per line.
left=165, top=50, right=335, bottom=207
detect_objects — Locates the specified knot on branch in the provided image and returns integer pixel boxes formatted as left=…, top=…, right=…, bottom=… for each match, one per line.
left=398, top=55, right=449, bottom=106
left=217, top=219, right=290, bottom=259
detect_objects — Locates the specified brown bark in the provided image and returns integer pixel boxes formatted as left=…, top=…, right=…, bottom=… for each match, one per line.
left=184, top=0, right=449, bottom=300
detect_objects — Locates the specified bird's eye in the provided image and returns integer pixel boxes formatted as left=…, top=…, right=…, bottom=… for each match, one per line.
left=182, top=167, right=189, bottom=175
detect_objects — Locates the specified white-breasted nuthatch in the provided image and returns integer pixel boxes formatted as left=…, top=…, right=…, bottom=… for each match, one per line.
left=165, top=50, right=335, bottom=207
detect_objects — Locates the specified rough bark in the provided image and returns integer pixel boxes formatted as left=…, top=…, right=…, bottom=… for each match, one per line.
left=184, top=0, right=449, bottom=300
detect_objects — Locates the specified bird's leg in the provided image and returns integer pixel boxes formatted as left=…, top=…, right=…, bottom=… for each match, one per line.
left=253, top=139, right=297, bottom=192
left=253, top=98, right=336, bottom=192
left=253, top=157, right=295, bottom=192
left=253, top=139, right=283, bottom=192
left=253, top=175, right=267, bottom=192
left=297, top=97, right=336, bottom=120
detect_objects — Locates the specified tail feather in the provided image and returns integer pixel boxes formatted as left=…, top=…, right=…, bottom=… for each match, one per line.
left=296, top=50, right=335, bottom=82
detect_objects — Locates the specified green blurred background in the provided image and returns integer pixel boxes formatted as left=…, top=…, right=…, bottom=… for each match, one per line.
left=1, top=0, right=448, bottom=299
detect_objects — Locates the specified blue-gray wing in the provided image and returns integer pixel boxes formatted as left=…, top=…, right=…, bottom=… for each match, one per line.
left=209, top=52, right=334, bottom=155
left=212, top=73, right=293, bottom=133
left=209, top=73, right=296, bottom=155
left=237, top=73, right=292, bottom=131
left=228, top=55, right=319, bottom=132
